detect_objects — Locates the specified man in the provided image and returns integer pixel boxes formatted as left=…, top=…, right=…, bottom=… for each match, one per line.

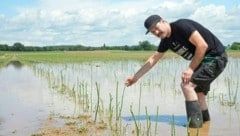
left=125, top=15, right=228, bottom=128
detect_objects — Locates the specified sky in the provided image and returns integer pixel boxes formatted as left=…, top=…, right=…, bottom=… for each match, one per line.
left=0, top=0, right=239, bottom=47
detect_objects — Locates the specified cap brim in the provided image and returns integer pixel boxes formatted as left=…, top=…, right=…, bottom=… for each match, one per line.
left=145, top=30, right=150, bottom=35
left=145, top=19, right=162, bottom=34
left=144, top=20, right=160, bottom=35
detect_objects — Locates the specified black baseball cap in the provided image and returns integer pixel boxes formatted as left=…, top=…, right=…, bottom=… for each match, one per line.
left=144, top=15, right=162, bottom=34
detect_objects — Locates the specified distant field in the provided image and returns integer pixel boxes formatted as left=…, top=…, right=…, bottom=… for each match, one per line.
left=0, top=50, right=239, bottom=64
left=0, top=50, right=168, bottom=64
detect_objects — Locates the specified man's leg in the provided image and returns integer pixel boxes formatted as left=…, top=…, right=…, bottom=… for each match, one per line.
left=181, top=82, right=203, bottom=128
left=189, top=53, right=228, bottom=125
left=197, top=92, right=210, bottom=122
left=181, top=82, right=198, bottom=101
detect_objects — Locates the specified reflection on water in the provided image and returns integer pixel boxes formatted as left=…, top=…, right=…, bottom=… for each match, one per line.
left=0, top=58, right=240, bottom=135
left=6, top=60, right=24, bottom=69
left=189, top=121, right=210, bottom=136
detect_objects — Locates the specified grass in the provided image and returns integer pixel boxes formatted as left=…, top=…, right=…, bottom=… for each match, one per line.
left=1, top=50, right=239, bottom=65
left=0, top=52, right=15, bottom=68
left=0, top=50, right=239, bottom=66
left=0, top=51, right=155, bottom=64
left=0, top=50, right=182, bottom=66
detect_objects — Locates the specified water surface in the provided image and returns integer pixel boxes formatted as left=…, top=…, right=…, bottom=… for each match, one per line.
left=0, top=58, right=240, bottom=135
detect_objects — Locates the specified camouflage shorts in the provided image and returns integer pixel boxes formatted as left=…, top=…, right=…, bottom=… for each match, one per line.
left=191, top=52, right=228, bottom=95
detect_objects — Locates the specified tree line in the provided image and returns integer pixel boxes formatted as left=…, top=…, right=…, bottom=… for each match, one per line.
left=0, top=41, right=239, bottom=52
left=0, top=41, right=157, bottom=51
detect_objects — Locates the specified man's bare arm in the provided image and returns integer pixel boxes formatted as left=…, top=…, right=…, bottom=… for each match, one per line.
left=125, top=51, right=164, bottom=86
left=189, top=31, right=208, bottom=70
left=182, top=30, right=208, bottom=84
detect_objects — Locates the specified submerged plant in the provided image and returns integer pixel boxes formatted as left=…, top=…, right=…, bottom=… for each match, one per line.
left=171, top=114, right=176, bottom=136
left=94, top=82, right=100, bottom=123
left=118, top=86, right=126, bottom=120
left=130, top=105, right=140, bottom=136
left=145, top=107, right=151, bottom=136
left=220, top=77, right=239, bottom=107
left=154, top=106, right=159, bottom=136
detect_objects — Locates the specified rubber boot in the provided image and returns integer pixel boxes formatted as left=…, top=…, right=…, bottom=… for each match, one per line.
left=185, top=100, right=203, bottom=128
left=202, top=109, right=210, bottom=122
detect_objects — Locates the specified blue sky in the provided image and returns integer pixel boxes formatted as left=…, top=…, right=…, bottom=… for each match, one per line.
left=0, top=0, right=38, bottom=16
left=0, top=0, right=239, bottom=46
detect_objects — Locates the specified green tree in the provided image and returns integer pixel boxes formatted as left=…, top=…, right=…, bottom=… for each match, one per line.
left=0, top=44, right=9, bottom=51
left=12, top=42, right=25, bottom=51
left=230, top=42, right=240, bottom=50
left=138, top=40, right=156, bottom=50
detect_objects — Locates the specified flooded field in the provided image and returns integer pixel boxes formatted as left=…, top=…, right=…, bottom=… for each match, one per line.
left=0, top=57, right=240, bottom=136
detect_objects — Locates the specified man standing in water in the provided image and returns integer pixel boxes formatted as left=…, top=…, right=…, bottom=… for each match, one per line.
left=125, top=15, right=228, bottom=128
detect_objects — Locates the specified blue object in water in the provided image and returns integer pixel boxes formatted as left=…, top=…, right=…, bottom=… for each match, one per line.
left=122, top=114, right=187, bottom=127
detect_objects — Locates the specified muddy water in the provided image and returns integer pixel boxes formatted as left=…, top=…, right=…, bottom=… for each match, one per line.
left=0, top=58, right=240, bottom=136
left=0, top=62, right=74, bottom=135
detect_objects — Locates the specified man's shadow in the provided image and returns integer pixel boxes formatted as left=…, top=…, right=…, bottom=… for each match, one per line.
left=122, top=114, right=187, bottom=127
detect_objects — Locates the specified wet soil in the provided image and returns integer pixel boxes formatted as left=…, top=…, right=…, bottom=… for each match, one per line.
left=31, top=114, right=109, bottom=136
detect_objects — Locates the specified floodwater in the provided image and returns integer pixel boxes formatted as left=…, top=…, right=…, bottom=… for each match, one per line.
left=0, top=58, right=240, bottom=136
left=0, top=61, right=75, bottom=135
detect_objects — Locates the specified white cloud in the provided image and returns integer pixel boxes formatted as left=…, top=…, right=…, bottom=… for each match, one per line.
left=190, top=4, right=240, bottom=45
left=0, top=0, right=239, bottom=46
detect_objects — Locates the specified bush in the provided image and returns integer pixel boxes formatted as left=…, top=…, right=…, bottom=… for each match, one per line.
left=230, top=42, right=240, bottom=50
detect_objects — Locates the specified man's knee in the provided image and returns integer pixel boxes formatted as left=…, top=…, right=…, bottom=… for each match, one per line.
left=181, top=82, right=196, bottom=92
left=181, top=82, right=198, bottom=103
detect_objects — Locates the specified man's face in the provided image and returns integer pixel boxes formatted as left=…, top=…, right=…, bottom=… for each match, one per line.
left=149, top=20, right=168, bottom=39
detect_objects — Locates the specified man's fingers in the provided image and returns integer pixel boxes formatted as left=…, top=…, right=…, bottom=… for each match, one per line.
left=124, top=79, right=131, bottom=87
left=125, top=77, right=137, bottom=87
left=125, top=81, right=130, bottom=86
left=182, top=74, right=190, bottom=84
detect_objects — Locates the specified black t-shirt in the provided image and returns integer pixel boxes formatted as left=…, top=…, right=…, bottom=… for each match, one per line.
left=158, top=19, right=225, bottom=60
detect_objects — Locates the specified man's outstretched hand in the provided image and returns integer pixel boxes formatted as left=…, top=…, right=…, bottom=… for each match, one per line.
left=125, top=76, right=138, bottom=87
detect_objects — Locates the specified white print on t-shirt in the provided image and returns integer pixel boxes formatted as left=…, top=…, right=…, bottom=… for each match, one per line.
left=172, top=42, right=193, bottom=60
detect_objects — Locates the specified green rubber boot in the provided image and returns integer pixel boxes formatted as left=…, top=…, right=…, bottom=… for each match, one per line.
left=202, top=109, right=210, bottom=122
left=185, top=100, right=203, bottom=128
